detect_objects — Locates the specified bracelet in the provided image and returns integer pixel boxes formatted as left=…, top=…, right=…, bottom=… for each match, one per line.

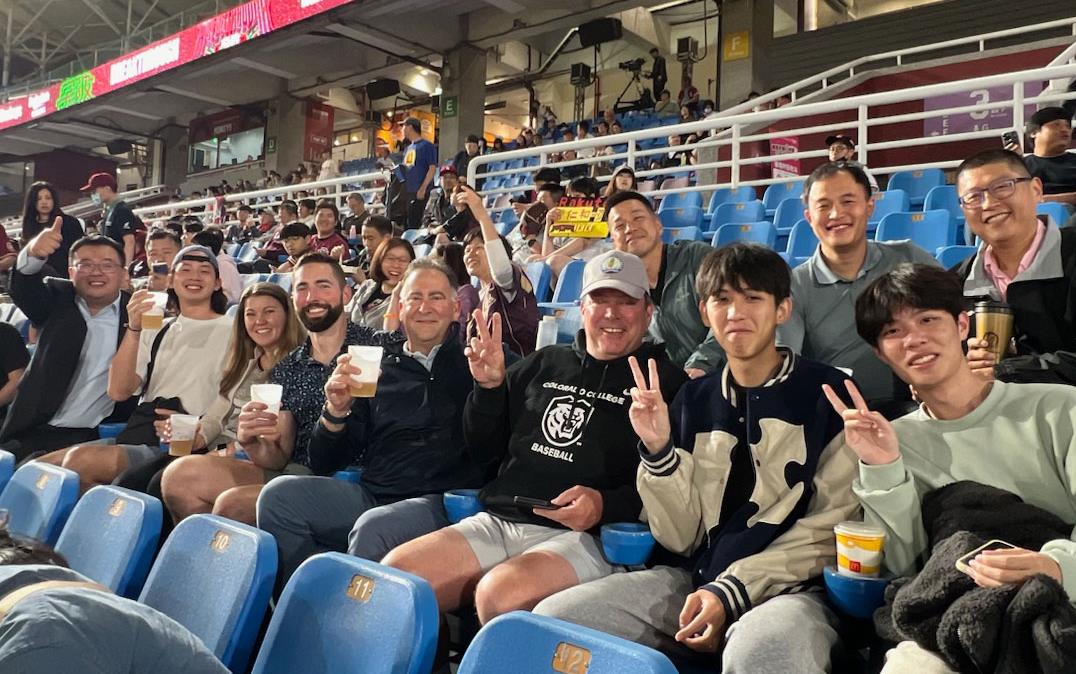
left=125, top=324, right=141, bottom=333
left=321, top=404, right=351, bottom=425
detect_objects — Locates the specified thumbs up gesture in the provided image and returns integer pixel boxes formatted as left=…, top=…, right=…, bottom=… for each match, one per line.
left=28, top=216, right=64, bottom=261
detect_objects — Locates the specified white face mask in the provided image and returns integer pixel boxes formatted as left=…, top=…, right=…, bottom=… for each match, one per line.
left=90, top=192, right=102, bottom=206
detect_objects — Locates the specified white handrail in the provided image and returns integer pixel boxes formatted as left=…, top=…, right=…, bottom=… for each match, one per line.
left=467, top=60, right=1076, bottom=209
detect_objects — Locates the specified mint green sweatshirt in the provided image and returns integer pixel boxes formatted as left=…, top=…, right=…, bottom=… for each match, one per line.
left=853, top=381, right=1076, bottom=601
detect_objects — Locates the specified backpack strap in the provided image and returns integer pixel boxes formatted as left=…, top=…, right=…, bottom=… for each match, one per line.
left=142, top=317, right=176, bottom=394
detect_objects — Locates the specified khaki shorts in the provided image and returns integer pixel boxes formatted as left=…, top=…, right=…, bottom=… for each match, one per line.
left=451, top=512, right=619, bottom=585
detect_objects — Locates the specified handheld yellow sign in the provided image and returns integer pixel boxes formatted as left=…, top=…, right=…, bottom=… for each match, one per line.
left=549, top=197, right=609, bottom=239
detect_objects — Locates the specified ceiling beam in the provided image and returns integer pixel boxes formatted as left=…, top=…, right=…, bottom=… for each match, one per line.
left=153, top=84, right=234, bottom=107
left=11, top=0, right=56, bottom=44
left=79, top=0, right=124, bottom=37
left=232, top=57, right=298, bottom=80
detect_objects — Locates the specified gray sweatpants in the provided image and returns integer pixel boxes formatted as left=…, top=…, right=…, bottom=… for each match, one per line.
left=533, top=566, right=843, bottom=673
left=255, top=475, right=449, bottom=584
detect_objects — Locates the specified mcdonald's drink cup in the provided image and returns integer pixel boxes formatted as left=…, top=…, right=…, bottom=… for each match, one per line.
left=348, top=346, right=383, bottom=398
left=250, top=384, right=283, bottom=415
left=168, top=414, right=199, bottom=457
left=834, top=521, right=885, bottom=578
left=142, top=292, right=168, bottom=330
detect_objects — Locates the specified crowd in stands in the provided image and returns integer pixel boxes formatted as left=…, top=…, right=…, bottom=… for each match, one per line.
left=2, top=97, right=1076, bottom=674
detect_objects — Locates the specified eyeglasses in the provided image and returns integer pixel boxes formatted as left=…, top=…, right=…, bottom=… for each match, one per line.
left=958, top=177, right=1033, bottom=208
left=73, top=260, right=122, bottom=274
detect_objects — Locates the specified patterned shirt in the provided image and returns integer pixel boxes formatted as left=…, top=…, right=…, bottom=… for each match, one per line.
left=270, top=321, right=403, bottom=466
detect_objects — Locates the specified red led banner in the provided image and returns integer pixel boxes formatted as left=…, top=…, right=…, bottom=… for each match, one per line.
left=0, top=0, right=351, bottom=132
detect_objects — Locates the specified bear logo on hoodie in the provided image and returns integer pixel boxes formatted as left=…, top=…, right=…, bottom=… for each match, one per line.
left=542, top=395, right=594, bottom=448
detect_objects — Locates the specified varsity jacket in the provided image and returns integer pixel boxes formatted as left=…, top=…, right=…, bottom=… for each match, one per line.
left=638, top=350, right=859, bottom=623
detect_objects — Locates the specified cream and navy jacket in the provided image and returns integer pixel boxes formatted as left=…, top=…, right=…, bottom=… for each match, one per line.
left=638, top=349, right=859, bottom=623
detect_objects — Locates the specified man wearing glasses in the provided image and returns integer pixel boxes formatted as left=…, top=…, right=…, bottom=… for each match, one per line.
left=0, top=230, right=134, bottom=460
left=952, top=149, right=1076, bottom=385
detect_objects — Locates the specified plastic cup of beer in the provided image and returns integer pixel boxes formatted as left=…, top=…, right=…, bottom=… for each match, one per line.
left=142, top=292, right=168, bottom=330
left=347, top=345, right=383, bottom=398
left=250, top=384, right=283, bottom=415
left=168, top=414, right=199, bottom=457
left=834, top=521, right=886, bottom=578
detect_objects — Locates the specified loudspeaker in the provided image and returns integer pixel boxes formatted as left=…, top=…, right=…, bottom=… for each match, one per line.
left=363, top=110, right=382, bottom=124
left=677, top=37, right=698, bottom=61
left=578, top=18, right=622, bottom=48
left=366, top=79, right=400, bottom=100
left=570, top=63, right=592, bottom=86
left=106, top=139, right=132, bottom=155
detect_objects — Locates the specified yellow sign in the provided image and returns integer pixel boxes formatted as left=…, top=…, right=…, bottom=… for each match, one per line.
left=346, top=574, right=375, bottom=603
left=723, top=31, right=750, bottom=61
left=108, top=498, right=127, bottom=517
left=549, top=197, right=609, bottom=239
left=210, top=531, right=230, bottom=552
left=551, top=642, right=592, bottom=674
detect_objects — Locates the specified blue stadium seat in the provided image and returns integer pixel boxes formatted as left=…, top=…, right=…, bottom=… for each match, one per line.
left=498, top=208, right=520, bottom=232
left=705, top=186, right=757, bottom=215
left=55, top=486, right=162, bottom=598
left=459, top=611, right=678, bottom=674
left=401, top=229, right=423, bottom=243
left=412, top=244, right=432, bottom=258
left=935, top=245, right=978, bottom=269
left=226, top=304, right=240, bottom=318
left=707, top=200, right=767, bottom=234
left=251, top=553, right=438, bottom=674
left=240, top=273, right=265, bottom=289
left=237, top=243, right=260, bottom=263
left=662, top=226, right=701, bottom=243
left=875, top=210, right=956, bottom=255
left=784, top=219, right=819, bottom=267
left=656, top=191, right=702, bottom=213
left=1037, top=201, right=1072, bottom=226
left=0, top=449, right=13, bottom=495
left=868, top=189, right=910, bottom=226
left=887, top=169, right=945, bottom=208
left=658, top=207, right=704, bottom=230
left=139, top=514, right=276, bottom=673
left=267, top=273, right=292, bottom=293
left=772, top=197, right=806, bottom=231
left=0, top=463, right=79, bottom=545
left=538, top=259, right=586, bottom=312
left=711, top=222, right=777, bottom=249
left=924, top=184, right=964, bottom=225
left=762, top=180, right=805, bottom=217
left=524, top=261, right=553, bottom=303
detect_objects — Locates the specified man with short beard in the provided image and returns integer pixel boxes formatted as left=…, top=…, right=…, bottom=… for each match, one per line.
left=236, top=253, right=402, bottom=472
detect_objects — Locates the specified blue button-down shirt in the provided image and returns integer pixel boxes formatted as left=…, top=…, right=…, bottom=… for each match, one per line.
left=17, top=249, right=122, bottom=429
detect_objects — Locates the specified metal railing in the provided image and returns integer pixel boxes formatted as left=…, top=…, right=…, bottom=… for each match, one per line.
left=468, top=60, right=1076, bottom=209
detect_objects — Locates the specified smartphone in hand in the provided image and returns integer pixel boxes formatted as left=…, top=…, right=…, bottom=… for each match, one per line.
left=514, top=495, right=562, bottom=510
left=955, top=539, right=1017, bottom=576
left=1001, top=130, right=1020, bottom=148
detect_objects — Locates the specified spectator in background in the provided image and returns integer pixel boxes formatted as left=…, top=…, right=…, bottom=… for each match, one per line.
left=458, top=188, right=539, bottom=356
left=575, top=121, right=596, bottom=160
left=0, top=220, right=17, bottom=285
left=477, top=137, right=489, bottom=154
left=20, top=181, right=83, bottom=278
left=453, top=135, right=482, bottom=184
left=347, top=215, right=394, bottom=278
left=605, top=190, right=725, bottom=375
left=82, top=172, right=140, bottom=265
left=225, top=204, right=259, bottom=243
left=308, top=201, right=349, bottom=261
left=343, top=193, right=370, bottom=239
left=0, top=233, right=132, bottom=460
left=0, top=321, right=27, bottom=424
left=433, top=242, right=479, bottom=340
left=258, top=207, right=276, bottom=234
left=825, top=134, right=879, bottom=193
left=596, top=120, right=610, bottom=137
left=257, top=200, right=297, bottom=264
left=492, top=138, right=505, bottom=153
left=952, top=149, right=1076, bottom=385
left=603, top=165, right=637, bottom=199
left=654, top=90, right=674, bottom=115
left=541, top=119, right=558, bottom=141
left=661, top=134, right=695, bottom=169
left=400, top=117, right=438, bottom=229
left=274, top=223, right=312, bottom=273
left=422, top=166, right=460, bottom=230
left=298, top=198, right=317, bottom=226
left=130, top=229, right=181, bottom=292
left=647, top=47, right=668, bottom=105
left=699, top=100, right=716, bottom=117
left=677, top=76, right=700, bottom=113
left=777, top=162, right=937, bottom=412
left=192, top=229, right=243, bottom=305
left=181, top=220, right=203, bottom=247
left=1017, top=107, right=1076, bottom=205
left=159, top=282, right=308, bottom=525
left=534, top=177, right=608, bottom=281
left=610, top=120, right=624, bottom=135
left=317, top=150, right=340, bottom=183
left=348, top=238, right=415, bottom=329
left=679, top=105, right=696, bottom=126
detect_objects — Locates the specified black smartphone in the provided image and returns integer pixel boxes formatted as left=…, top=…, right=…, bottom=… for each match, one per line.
left=1001, top=130, right=1020, bottom=147
left=513, top=496, right=562, bottom=510
left=955, top=539, right=1017, bottom=575
left=151, top=262, right=169, bottom=275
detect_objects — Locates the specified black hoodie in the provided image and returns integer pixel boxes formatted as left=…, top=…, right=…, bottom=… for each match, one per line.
left=464, top=332, right=687, bottom=528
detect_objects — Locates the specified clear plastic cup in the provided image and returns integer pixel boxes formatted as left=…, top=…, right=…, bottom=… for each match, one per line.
left=142, top=292, right=168, bottom=330
left=250, top=383, right=283, bottom=415
left=347, top=346, right=383, bottom=398
left=168, top=414, right=200, bottom=457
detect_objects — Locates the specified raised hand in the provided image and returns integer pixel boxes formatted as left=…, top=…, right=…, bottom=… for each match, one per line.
left=324, top=354, right=358, bottom=417
left=125, top=289, right=157, bottom=332
left=453, top=185, right=485, bottom=213
left=628, top=356, right=671, bottom=454
left=236, top=400, right=280, bottom=444
left=28, top=216, right=64, bottom=260
left=822, top=379, right=900, bottom=466
left=465, top=309, right=505, bottom=389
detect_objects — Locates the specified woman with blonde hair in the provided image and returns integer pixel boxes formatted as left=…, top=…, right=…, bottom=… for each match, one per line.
left=159, top=282, right=308, bottom=524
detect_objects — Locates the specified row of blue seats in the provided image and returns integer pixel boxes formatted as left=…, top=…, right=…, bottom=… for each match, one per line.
left=0, top=457, right=682, bottom=674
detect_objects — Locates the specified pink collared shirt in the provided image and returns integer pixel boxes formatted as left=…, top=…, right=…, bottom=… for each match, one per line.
left=982, top=221, right=1046, bottom=300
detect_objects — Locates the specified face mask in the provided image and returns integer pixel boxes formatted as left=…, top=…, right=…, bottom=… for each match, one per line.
left=90, top=193, right=102, bottom=206
left=703, top=107, right=713, bottom=115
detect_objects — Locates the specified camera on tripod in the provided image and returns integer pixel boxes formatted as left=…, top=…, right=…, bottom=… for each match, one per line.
left=618, top=58, right=645, bottom=73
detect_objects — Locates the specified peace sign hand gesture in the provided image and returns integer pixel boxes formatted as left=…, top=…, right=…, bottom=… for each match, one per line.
left=465, top=309, right=506, bottom=389
left=822, top=380, right=900, bottom=466
left=628, top=356, right=672, bottom=455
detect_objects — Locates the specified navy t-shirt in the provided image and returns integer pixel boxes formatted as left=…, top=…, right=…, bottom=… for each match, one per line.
left=403, top=139, right=437, bottom=192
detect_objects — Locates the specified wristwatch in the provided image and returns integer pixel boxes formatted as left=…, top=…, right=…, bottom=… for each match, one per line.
left=321, top=404, right=351, bottom=424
